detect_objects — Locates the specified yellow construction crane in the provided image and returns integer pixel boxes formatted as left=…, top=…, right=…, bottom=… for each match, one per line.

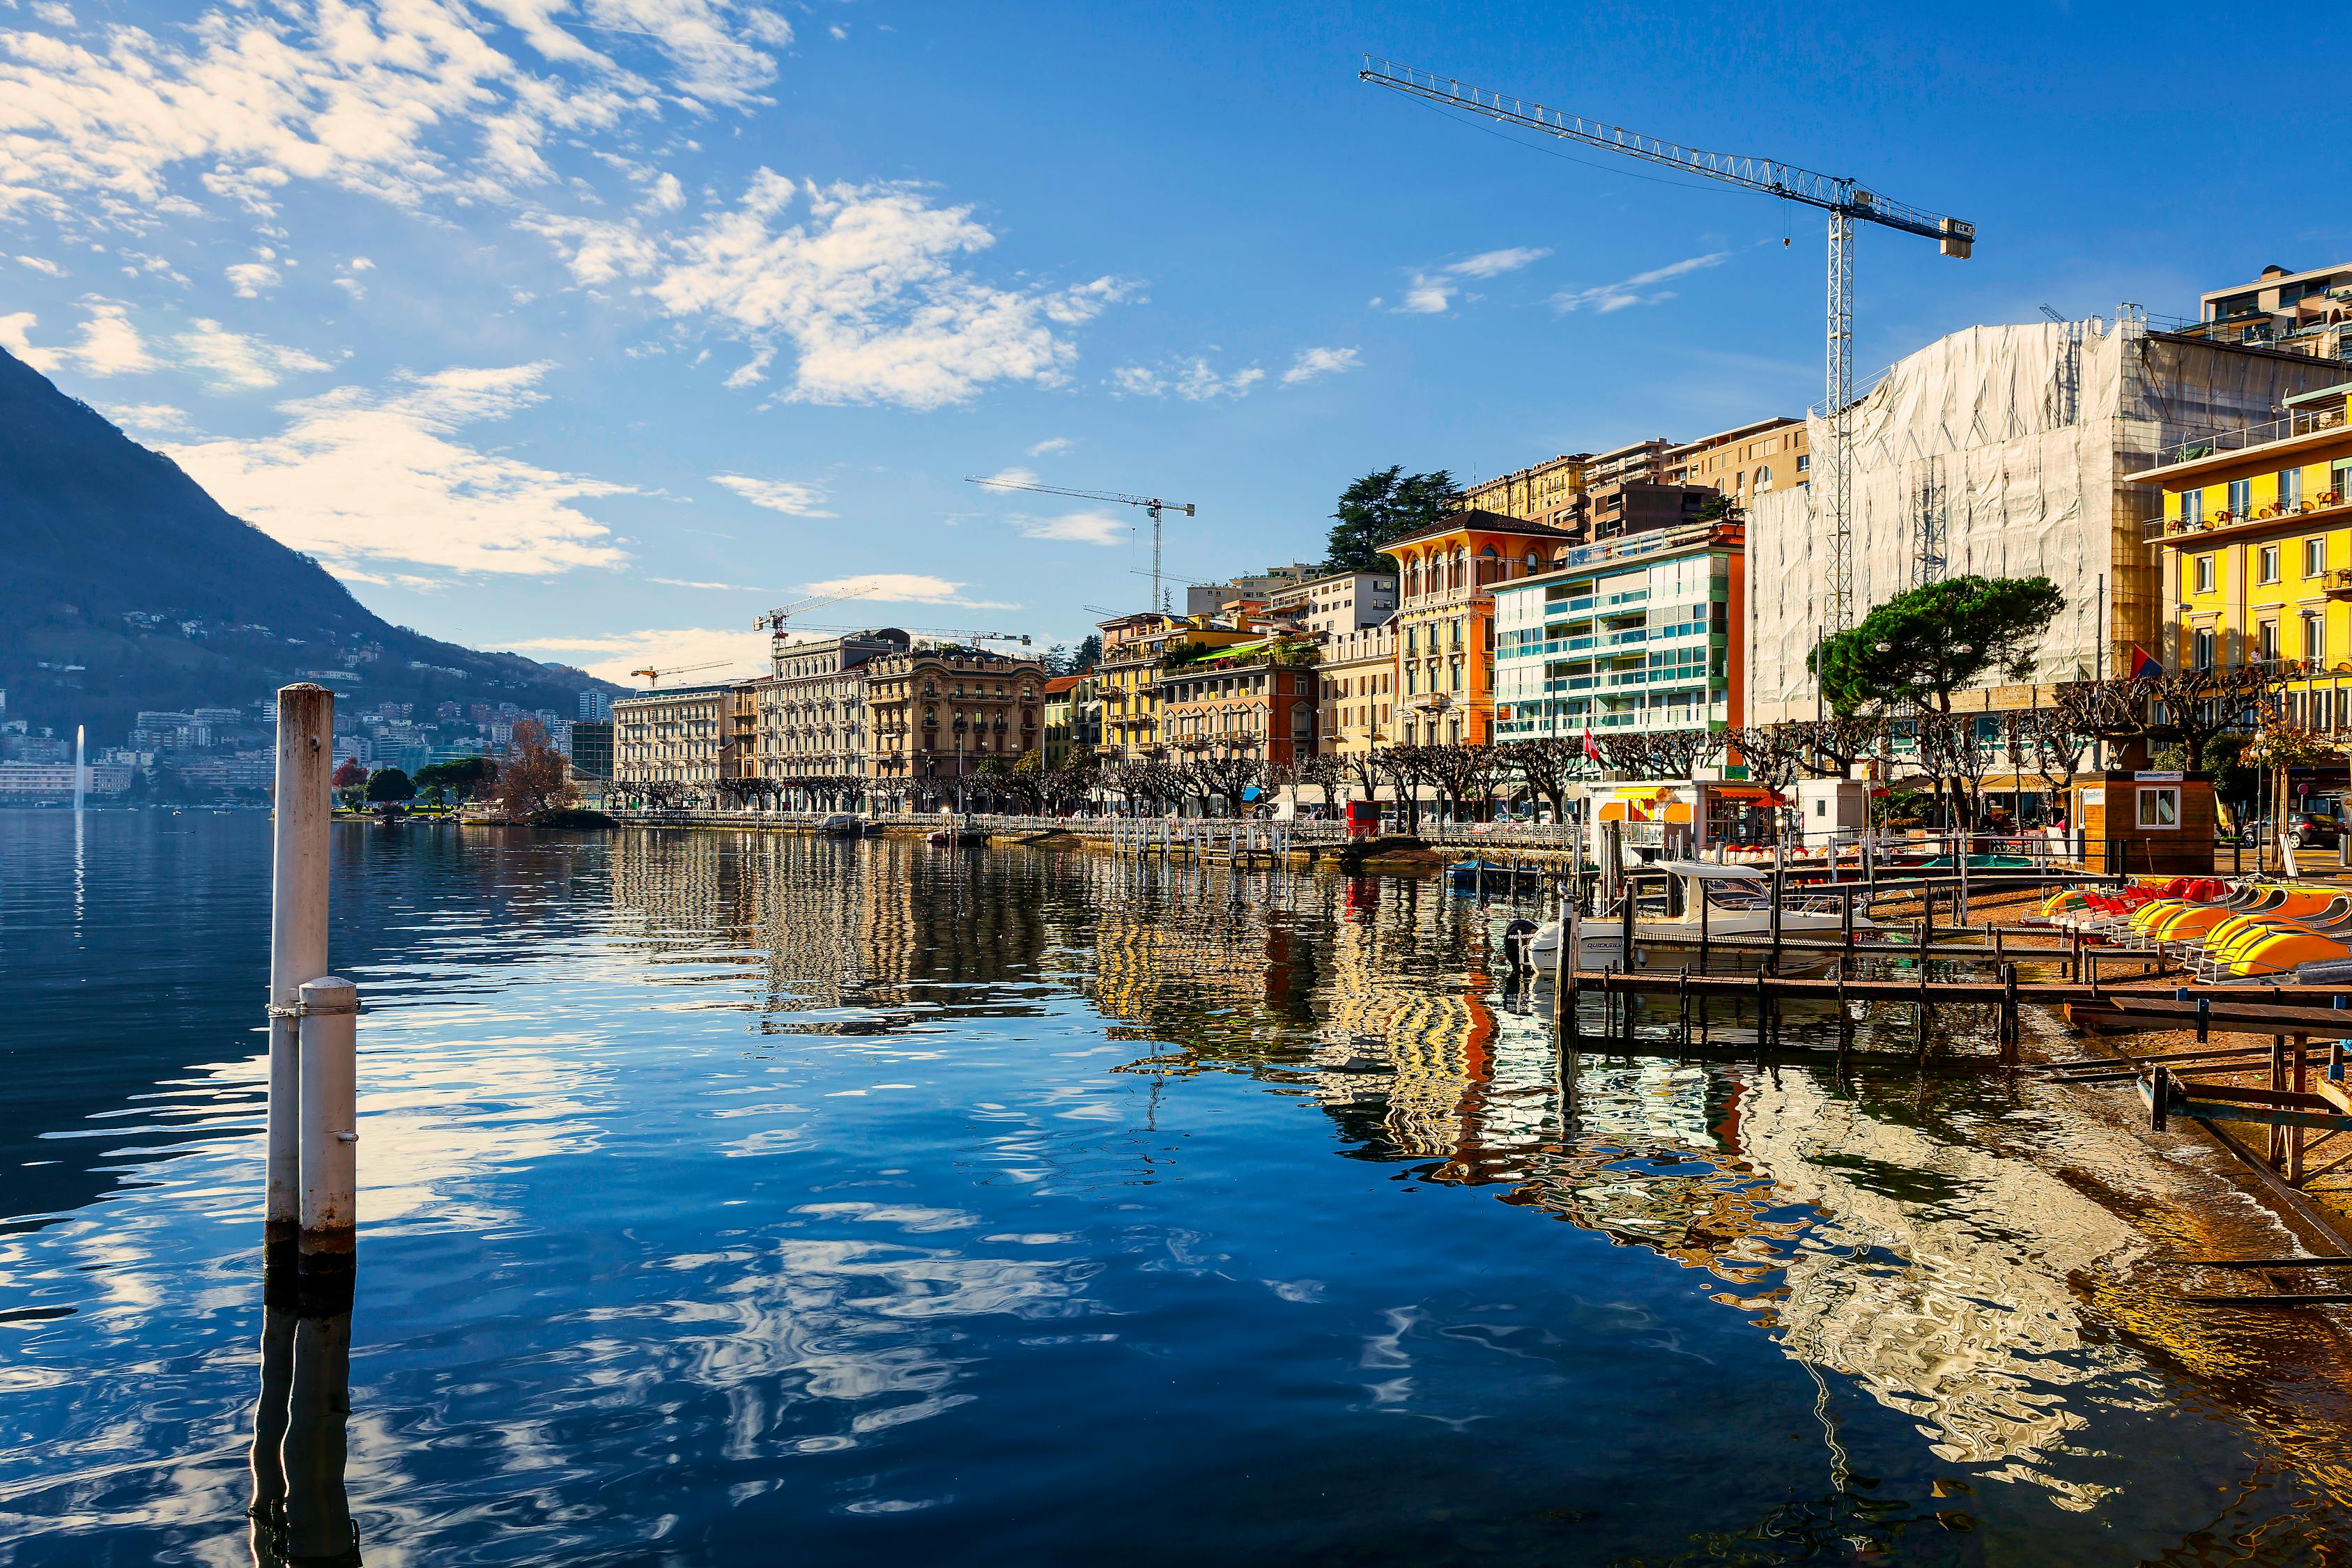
left=1358, top=56, right=1974, bottom=631
left=965, top=476, right=1194, bottom=614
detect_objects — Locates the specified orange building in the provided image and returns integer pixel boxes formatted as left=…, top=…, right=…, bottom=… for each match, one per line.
left=1157, top=638, right=1321, bottom=769
left=1380, top=509, right=1578, bottom=746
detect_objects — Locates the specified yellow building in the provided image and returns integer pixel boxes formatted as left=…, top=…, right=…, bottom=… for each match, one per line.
left=1381, top=509, right=1576, bottom=746
left=2144, top=384, right=2352, bottom=725
left=1458, top=452, right=1587, bottom=532
left=1316, top=620, right=1399, bottom=757
left=1093, top=612, right=1259, bottom=759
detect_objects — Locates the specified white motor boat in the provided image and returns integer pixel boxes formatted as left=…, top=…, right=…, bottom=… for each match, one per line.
left=1525, top=861, right=1870, bottom=969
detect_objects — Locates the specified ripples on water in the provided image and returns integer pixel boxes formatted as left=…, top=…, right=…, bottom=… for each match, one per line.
left=5, top=814, right=2352, bottom=1565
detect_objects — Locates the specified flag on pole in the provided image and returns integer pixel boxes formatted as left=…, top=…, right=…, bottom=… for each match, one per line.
left=2128, top=644, right=2162, bottom=679
left=1583, top=725, right=1601, bottom=763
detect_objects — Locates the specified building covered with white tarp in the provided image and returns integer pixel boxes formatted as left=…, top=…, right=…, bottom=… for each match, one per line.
left=1747, top=316, right=2348, bottom=723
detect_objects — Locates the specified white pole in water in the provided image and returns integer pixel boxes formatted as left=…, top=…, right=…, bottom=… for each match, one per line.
left=296, top=975, right=360, bottom=1279
left=72, top=725, right=84, bottom=814
left=268, top=684, right=335, bottom=1268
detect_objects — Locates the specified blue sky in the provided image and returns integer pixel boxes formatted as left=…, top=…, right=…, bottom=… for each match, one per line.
left=2, top=0, right=2339, bottom=682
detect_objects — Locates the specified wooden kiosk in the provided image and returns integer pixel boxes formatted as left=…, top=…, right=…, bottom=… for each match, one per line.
left=2070, top=771, right=2216, bottom=875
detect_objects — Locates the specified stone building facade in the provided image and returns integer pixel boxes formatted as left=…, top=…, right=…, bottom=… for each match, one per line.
left=864, top=646, right=1047, bottom=799
left=753, top=629, right=909, bottom=805
left=613, top=683, right=738, bottom=798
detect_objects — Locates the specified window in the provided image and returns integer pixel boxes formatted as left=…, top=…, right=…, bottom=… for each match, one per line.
left=2194, top=554, right=2215, bottom=593
left=2259, top=544, right=2281, bottom=584
left=2183, top=491, right=2203, bottom=526
left=2308, top=537, right=2328, bottom=577
left=2136, top=785, right=2180, bottom=830
left=1755, top=465, right=1773, bottom=492
left=1796, top=453, right=1811, bottom=473
left=2335, top=460, right=2352, bottom=502
left=2309, top=613, right=2327, bottom=663
left=2259, top=620, right=2280, bottom=662
left=2283, top=468, right=2305, bottom=512
left=2228, top=478, right=2252, bottom=517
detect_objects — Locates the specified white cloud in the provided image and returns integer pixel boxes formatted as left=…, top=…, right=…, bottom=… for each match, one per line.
left=801, top=572, right=1015, bottom=609
left=505, top=625, right=771, bottom=684
left=16, top=254, right=63, bottom=275
left=1388, top=245, right=1553, bottom=314
left=104, top=400, right=192, bottom=432
left=1552, top=251, right=1731, bottom=314
left=164, top=363, right=632, bottom=579
left=1109, top=355, right=1263, bottom=401
left=1026, top=436, right=1071, bottom=457
left=0, top=300, right=154, bottom=376
left=174, top=318, right=332, bottom=390
left=0, top=0, right=798, bottom=227
left=1013, top=510, right=1125, bottom=546
left=976, top=466, right=1038, bottom=491
left=640, top=171, right=684, bottom=213
left=1447, top=246, right=1551, bottom=279
left=224, top=261, right=282, bottom=298
left=647, top=576, right=743, bottom=590
left=721, top=346, right=774, bottom=388
left=528, top=170, right=1131, bottom=409
left=709, top=471, right=833, bottom=516
left=1282, top=346, right=1359, bottom=385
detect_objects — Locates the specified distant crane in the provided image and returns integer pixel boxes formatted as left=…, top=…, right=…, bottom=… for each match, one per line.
left=629, top=657, right=761, bottom=688
left=966, top=476, right=1195, bottom=614
left=751, top=585, right=879, bottom=640
left=794, top=622, right=1035, bottom=649
left=1358, top=56, right=1975, bottom=631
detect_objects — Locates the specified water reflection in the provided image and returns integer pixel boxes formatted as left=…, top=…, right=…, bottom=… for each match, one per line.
left=594, top=830, right=2352, bottom=1532
left=10, top=819, right=2352, bottom=1565
left=249, top=1265, right=359, bottom=1567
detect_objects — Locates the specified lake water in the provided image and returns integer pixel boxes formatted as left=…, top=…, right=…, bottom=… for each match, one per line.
left=7, top=813, right=2352, bottom=1565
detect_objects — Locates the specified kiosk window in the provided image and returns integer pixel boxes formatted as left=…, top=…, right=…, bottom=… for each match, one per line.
left=2136, top=786, right=2179, bottom=829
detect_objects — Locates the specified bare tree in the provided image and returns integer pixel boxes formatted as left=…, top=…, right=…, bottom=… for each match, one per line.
left=1500, top=737, right=1587, bottom=822
left=1294, top=753, right=1344, bottom=817
left=1377, top=745, right=1439, bottom=834
left=1426, top=743, right=1508, bottom=822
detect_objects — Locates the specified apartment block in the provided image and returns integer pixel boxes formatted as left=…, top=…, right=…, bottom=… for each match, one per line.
left=2143, top=385, right=2352, bottom=725
left=1316, top=621, right=1398, bottom=757
left=1381, top=509, right=1578, bottom=746
left=1094, top=613, right=1260, bottom=758
left=1269, top=569, right=1397, bottom=638
left=1663, top=417, right=1808, bottom=510
left=613, top=683, right=738, bottom=793
left=864, top=646, right=1047, bottom=795
left=1157, top=640, right=1319, bottom=770
left=752, top=629, right=908, bottom=798
left=1493, top=520, right=1743, bottom=741
left=2185, top=262, right=2352, bottom=364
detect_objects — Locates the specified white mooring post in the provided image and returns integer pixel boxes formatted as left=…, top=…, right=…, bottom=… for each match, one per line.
left=297, top=976, right=360, bottom=1274
left=73, top=724, right=85, bottom=814
left=267, top=684, right=335, bottom=1273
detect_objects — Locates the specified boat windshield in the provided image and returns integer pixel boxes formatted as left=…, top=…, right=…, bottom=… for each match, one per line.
left=1700, top=878, right=1769, bottom=910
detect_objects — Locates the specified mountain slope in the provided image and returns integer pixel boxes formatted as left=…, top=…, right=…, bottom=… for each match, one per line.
left=0, top=347, right=617, bottom=741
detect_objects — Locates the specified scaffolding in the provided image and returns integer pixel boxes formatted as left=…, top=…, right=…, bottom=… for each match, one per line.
left=1748, top=316, right=2351, bottom=721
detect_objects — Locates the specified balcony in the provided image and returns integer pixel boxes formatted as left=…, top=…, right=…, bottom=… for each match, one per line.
left=2158, top=401, right=2349, bottom=469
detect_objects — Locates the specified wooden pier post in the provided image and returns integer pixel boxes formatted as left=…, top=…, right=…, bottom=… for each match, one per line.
left=2152, top=1065, right=2171, bottom=1132
left=1835, top=959, right=1852, bottom=1061
left=1698, top=878, right=1712, bottom=974
left=2291, top=1036, right=2310, bottom=1183
left=2270, top=1036, right=2289, bottom=1168
left=267, top=684, right=335, bottom=1277
left=2000, top=962, right=2020, bottom=1063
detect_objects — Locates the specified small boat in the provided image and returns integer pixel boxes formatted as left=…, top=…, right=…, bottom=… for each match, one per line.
left=928, top=824, right=987, bottom=847
left=1526, top=860, right=1872, bottom=969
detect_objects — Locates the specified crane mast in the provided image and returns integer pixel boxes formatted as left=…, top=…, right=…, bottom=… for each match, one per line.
left=1358, top=56, right=1974, bottom=633
left=966, top=477, right=1196, bottom=614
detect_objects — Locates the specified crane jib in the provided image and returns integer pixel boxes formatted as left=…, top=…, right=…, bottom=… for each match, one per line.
left=1359, top=56, right=1971, bottom=248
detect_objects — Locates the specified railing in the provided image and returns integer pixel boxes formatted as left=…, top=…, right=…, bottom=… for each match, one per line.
left=2157, top=403, right=2349, bottom=468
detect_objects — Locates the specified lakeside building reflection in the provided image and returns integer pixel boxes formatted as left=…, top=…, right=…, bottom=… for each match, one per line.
left=592, top=831, right=2352, bottom=1520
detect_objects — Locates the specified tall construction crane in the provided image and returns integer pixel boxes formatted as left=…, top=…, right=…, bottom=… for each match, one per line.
left=966, top=476, right=1195, bottom=614
left=1358, top=57, right=1974, bottom=632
